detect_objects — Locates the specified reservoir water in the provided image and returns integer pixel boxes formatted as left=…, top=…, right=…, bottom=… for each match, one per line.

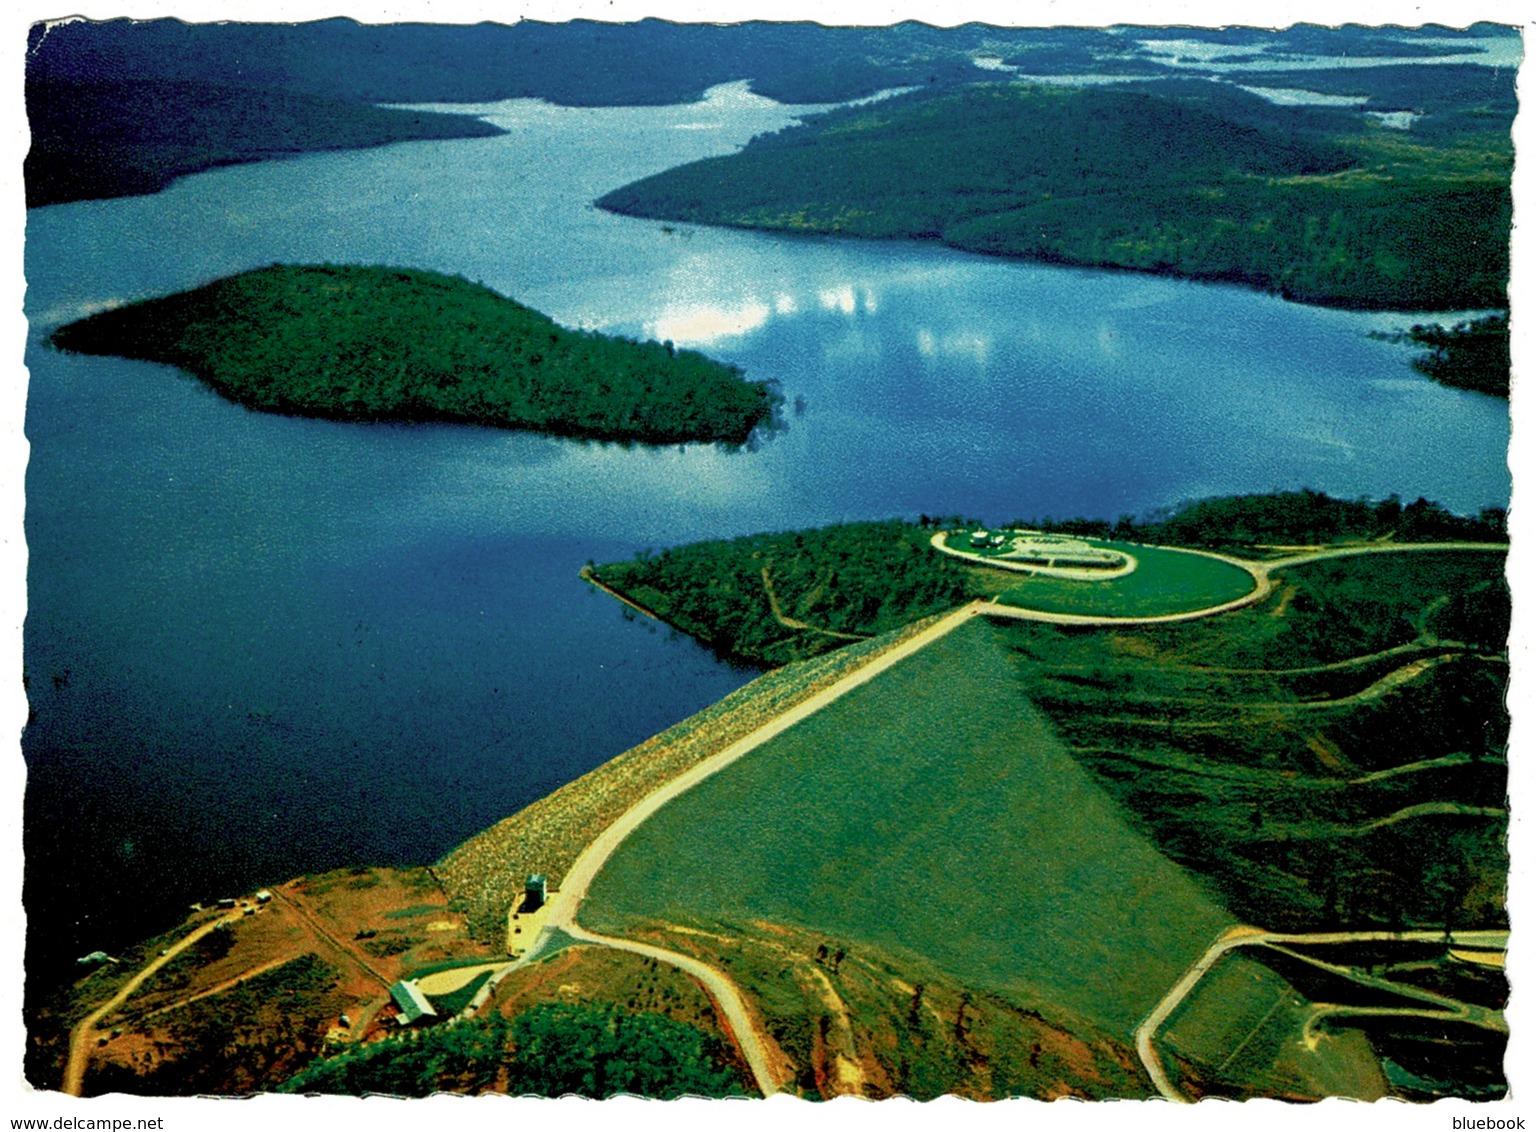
left=21, top=83, right=1510, bottom=975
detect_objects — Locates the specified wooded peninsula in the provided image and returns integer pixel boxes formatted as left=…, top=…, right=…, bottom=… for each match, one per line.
left=50, top=265, right=781, bottom=445
left=598, top=81, right=1512, bottom=312
left=591, top=491, right=1507, bottom=666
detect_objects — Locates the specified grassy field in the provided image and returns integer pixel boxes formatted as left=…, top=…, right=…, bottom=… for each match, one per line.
left=580, top=618, right=1234, bottom=1037
left=991, top=543, right=1258, bottom=617
left=425, top=971, right=495, bottom=1016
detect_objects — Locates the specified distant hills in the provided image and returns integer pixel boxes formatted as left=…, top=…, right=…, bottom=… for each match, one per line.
left=26, top=19, right=1519, bottom=214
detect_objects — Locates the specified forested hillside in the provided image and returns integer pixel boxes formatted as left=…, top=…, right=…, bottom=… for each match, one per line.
left=598, top=81, right=1512, bottom=311
left=50, top=265, right=780, bottom=445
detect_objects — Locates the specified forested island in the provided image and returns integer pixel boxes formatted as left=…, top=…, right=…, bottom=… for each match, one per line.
left=49, top=265, right=780, bottom=445
left=598, top=81, right=1513, bottom=311
left=590, top=491, right=1506, bottom=666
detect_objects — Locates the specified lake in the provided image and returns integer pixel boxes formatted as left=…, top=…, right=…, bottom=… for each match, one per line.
left=21, top=82, right=1510, bottom=976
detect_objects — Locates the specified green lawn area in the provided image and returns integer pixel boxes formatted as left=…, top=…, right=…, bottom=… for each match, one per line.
left=581, top=619, right=1234, bottom=1037
left=992, top=543, right=1258, bottom=618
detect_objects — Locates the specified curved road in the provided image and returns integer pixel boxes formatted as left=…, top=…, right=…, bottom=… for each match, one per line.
left=1135, top=926, right=1510, bottom=1102
left=557, top=541, right=1506, bottom=1096
left=559, top=920, right=781, bottom=1095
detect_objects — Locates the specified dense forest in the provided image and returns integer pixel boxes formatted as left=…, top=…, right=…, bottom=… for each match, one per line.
left=49, top=265, right=780, bottom=445
left=598, top=80, right=1513, bottom=311
left=278, top=1002, right=744, bottom=1097
left=23, top=80, right=504, bottom=208
left=591, top=492, right=1506, bottom=667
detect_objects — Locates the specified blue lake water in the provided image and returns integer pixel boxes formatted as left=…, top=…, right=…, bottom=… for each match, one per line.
left=21, top=82, right=1510, bottom=972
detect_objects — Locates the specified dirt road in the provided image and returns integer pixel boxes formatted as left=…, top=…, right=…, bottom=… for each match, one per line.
left=762, top=565, right=870, bottom=641
left=269, top=887, right=392, bottom=990
left=558, top=920, right=780, bottom=1096
left=62, top=911, right=242, bottom=1096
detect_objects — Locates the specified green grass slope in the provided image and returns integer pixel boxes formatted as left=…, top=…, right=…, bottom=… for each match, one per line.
left=49, top=264, right=779, bottom=445
left=1160, top=952, right=1388, bottom=1100
left=597, top=81, right=1510, bottom=311
left=581, top=618, right=1234, bottom=1037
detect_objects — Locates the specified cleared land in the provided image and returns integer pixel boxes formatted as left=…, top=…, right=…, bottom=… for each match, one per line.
left=39, top=866, right=492, bottom=1096
left=579, top=618, right=1234, bottom=1038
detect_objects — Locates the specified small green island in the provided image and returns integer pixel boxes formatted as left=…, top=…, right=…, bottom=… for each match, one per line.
left=49, top=264, right=781, bottom=445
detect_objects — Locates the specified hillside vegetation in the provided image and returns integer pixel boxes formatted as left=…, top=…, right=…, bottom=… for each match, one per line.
left=598, top=81, right=1512, bottom=311
left=1003, top=551, right=1508, bottom=934
left=604, top=916, right=1151, bottom=1100
left=50, top=265, right=779, bottom=445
